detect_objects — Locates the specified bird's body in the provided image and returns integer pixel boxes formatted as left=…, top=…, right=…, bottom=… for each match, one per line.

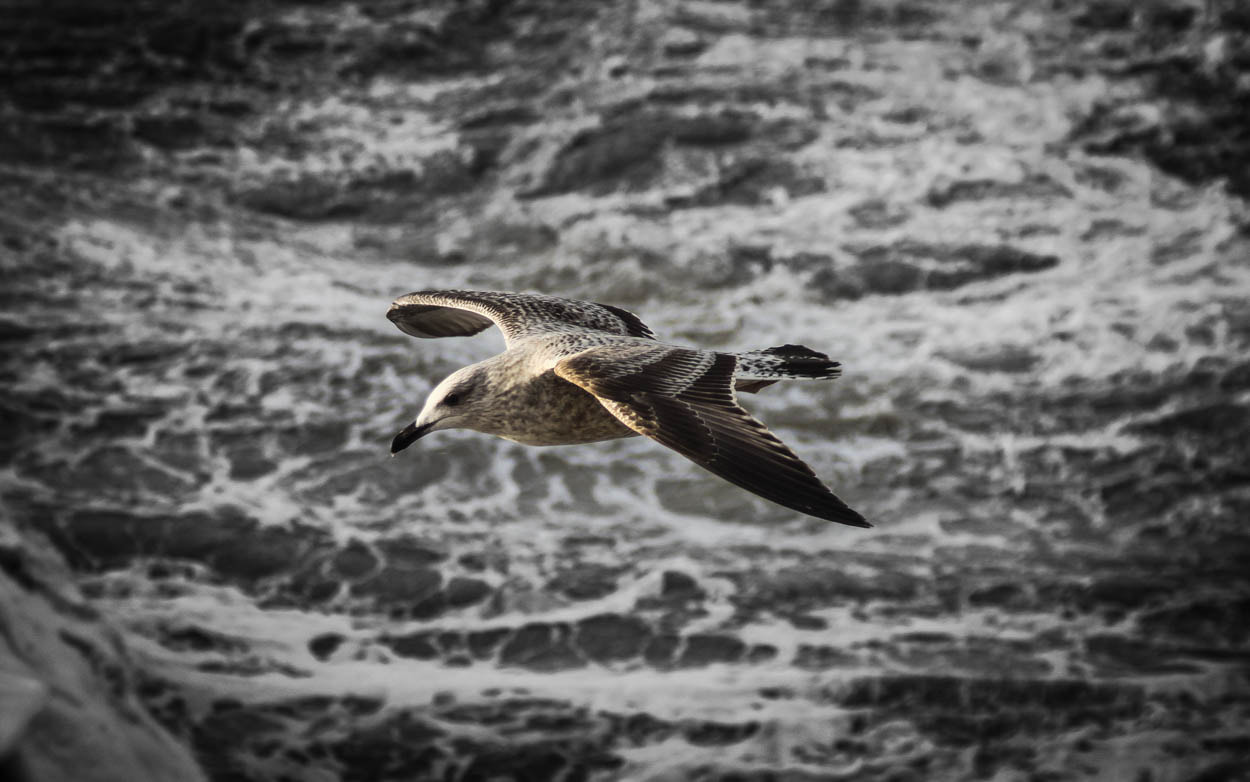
left=447, top=339, right=638, bottom=446
left=387, top=290, right=869, bottom=527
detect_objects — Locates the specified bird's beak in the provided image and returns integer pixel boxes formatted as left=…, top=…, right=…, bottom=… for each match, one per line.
left=390, top=420, right=434, bottom=455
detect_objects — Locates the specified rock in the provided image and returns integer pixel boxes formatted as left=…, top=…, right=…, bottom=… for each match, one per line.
left=53, top=509, right=150, bottom=570
left=351, top=536, right=449, bottom=611
left=210, top=522, right=315, bottom=584
left=933, top=245, right=1061, bottom=287
left=968, top=582, right=1032, bottom=611
left=1082, top=575, right=1177, bottom=614
left=925, top=175, right=1071, bottom=208
left=974, top=32, right=1035, bottom=86
left=670, top=110, right=758, bottom=146
left=787, top=614, right=828, bottom=630
left=467, top=628, right=511, bottom=659
left=576, top=614, right=651, bottom=662
left=547, top=564, right=619, bottom=601
left=281, top=563, right=342, bottom=606
left=275, top=420, right=351, bottom=456
left=660, top=570, right=705, bottom=601
left=382, top=632, right=439, bottom=661
left=354, top=565, right=443, bottom=605
left=1069, top=27, right=1250, bottom=199
left=460, top=105, right=541, bottom=131
left=132, top=114, right=206, bottom=151
left=225, top=443, right=277, bottom=481
left=235, top=175, right=366, bottom=221
left=443, top=576, right=492, bottom=608
left=157, top=624, right=246, bottom=653
left=682, top=720, right=759, bottom=746
left=1129, top=402, right=1249, bottom=444
left=732, top=561, right=922, bottom=614
left=0, top=404, right=50, bottom=466
left=328, top=711, right=445, bottom=782
left=332, top=540, right=379, bottom=580
left=793, top=644, right=858, bottom=670
left=1220, top=361, right=1250, bottom=392
left=498, top=623, right=584, bottom=671
left=1138, top=597, right=1250, bottom=645
left=1085, top=634, right=1199, bottom=676
left=938, top=346, right=1041, bottom=374
left=677, top=244, right=775, bottom=289
left=1140, top=0, right=1197, bottom=32
left=157, top=506, right=254, bottom=562
left=376, top=537, right=447, bottom=568
left=0, top=526, right=206, bottom=781
left=660, top=27, right=706, bottom=57
left=308, top=633, right=345, bottom=661
left=78, top=404, right=168, bottom=440
left=529, top=115, right=668, bottom=197
left=457, top=552, right=489, bottom=572
left=677, top=634, right=745, bottom=667
left=436, top=631, right=467, bottom=658
left=0, top=114, right=133, bottom=170
left=458, top=744, right=570, bottom=782
left=692, top=157, right=825, bottom=207
left=190, top=706, right=286, bottom=777
left=151, top=431, right=203, bottom=473
left=72, top=446, right=195, bottom=498
left=410, top=592, right=448, bottom=620
left=606, top=711, right=672, bottom=746
left=836, top=674, right=1144, bottom=723
left=1073, top=0, right=1135, bottom=30
left=0, top=668, right=44, bottom=759
left=237, top=153, right=477, bottom=221
left=816, top=242, right=1060, bottom=300
left=643, top=634, right=680, bottom=668
left=847, top=198, right=912, bottom=229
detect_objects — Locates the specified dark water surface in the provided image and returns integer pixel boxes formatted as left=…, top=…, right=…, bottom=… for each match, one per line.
left=2, top=1, right=1249, bottom=780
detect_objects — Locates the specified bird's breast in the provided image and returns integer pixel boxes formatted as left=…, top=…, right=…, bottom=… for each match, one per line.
left=480, top=371, right=635, bottom=446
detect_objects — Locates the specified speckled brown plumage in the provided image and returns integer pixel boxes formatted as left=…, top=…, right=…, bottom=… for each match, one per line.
left=387, top=290, right=867, bottom=527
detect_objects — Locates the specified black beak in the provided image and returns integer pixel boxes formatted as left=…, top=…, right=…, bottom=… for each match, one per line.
left=390, top=421, right=433, bottom=455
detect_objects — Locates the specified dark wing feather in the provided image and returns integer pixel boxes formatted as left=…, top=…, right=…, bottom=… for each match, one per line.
left=734, top=379, right=779, bottom=393
left=387, top=290, right=656, bottom=345
left=387, top=303, right=495, bottom=338
left=554, top=345, right=869, bottom=527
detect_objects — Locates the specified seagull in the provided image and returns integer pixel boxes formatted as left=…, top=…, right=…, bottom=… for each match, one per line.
left=387, top=290, right=869, bottom=527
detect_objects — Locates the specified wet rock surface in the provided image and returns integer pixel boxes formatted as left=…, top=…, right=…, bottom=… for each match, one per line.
left=2, top=0, right=1250, bottom=780
left=0, top=527, right=206, bottom=782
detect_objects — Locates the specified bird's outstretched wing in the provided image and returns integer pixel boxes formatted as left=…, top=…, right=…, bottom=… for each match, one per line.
left=387, top=290, right=656, bottom=345
left=554, top=344, right=869, bottom=527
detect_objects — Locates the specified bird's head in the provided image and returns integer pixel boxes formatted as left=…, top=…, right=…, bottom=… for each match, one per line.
left=391, top=364, right=489, bottom=454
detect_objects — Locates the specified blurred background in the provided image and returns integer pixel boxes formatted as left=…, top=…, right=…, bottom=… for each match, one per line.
left=2, top=1, right=1249, bottom=780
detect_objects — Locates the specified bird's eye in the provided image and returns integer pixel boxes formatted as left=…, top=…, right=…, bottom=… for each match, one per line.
left=444, top=391, right=463, bottom=407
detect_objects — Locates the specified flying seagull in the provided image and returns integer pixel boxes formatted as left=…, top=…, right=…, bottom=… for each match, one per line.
left=387, top=290, right=868, bottom=527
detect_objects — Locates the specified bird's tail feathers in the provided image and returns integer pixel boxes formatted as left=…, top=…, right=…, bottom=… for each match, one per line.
left=733, top=344, right=841, bottom=393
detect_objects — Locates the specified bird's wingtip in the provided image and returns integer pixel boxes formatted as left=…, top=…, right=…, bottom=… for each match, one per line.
left=830, top=508, right=872, bottom=528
